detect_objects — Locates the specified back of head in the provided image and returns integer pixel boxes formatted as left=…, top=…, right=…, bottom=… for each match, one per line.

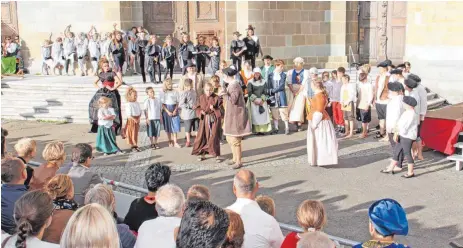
left=296, top=231, right=336, bottom=248
left=233, top=169, right=257, bottom=196
left=84, top=184, right=115, bottom=213
left=14, top=138, right=36, bottom=157
left=60, top=203, right=120, bottom=248
left=14, top=191, right=54, bottom=248
left=71, top=143, right=92, bottom=164
left=145, top=163, right=171, bottom=192
left=1, top=128, right=8, bottom=158
left=1, top=157, right=25, bottom=183
left=155, top=184, right=185, bottom=217
left=297, top=200, right=327, bottom=231
left=42, top=141, right=66, bottom=165
left=256, top=195, right=276, bottom=216
left=45, top=174, right=74, bottom=200
left=221, top=210, right=245, bottom=248
left=176, top=200, right=229, bottom=248
left=187, top=184, right=211, bottom=202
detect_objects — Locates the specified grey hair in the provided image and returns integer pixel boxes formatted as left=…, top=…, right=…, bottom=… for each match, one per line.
left=84, top=184, right=115, bottom=213
left=233, top=172, right=256, bottom=193
left=155, top=184, right=185, bottom=217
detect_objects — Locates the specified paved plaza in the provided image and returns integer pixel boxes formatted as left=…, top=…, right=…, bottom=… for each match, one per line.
left=3, top=118, right=462, bottom=247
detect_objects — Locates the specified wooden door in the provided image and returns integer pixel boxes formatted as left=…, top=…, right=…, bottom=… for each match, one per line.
left=1, top=1, right=18, bottom=41
left=359, top=2, right=379, bottom=63
left=386, top=1, right=407, bottom=63
left=142, top=2, right=176, bottom=38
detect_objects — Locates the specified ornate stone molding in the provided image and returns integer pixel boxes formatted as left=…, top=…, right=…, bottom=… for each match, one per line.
left=378, top=1, right=388, bottom=59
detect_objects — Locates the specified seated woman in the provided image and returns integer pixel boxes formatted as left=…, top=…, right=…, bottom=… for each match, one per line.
left=42, top=174, right=79, bottom=244
left=353, top=199, right=409, bottom=248
left=1, top=36, right=20, bottom=76
left=1, top=191, right=59, bottom=247
left=29, top=141, right=66, bottom=191
left=14, top=137, right=37, bottom=186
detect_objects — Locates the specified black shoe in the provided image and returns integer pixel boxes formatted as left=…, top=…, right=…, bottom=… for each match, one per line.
left=356, top=128, right=362, bottom=134
left=122, top=82, right=127, bottom=85
left=375, top=124, right=380, bottom=130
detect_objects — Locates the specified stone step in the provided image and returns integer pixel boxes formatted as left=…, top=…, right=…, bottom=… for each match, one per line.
left=427, top=98, right=447, bottom=110
left=454, top=142, right=463, bottom=149
left=427, top=92, right=437, bottom=101
left=1, top=112, right=89, bottom=124
left=446, top=154, right=463, bottom=171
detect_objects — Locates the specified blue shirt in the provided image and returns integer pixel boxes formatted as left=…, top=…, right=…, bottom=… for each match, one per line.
left=1, top=184, right=28, bottom=234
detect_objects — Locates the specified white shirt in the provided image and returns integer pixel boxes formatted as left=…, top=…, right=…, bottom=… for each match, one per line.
left=143, top=98, right=162, bottom=120
left=227, top=198, right=284, bottom=248
left=408, top=84, right=428, bottom=118
left=162, top=90, right=179, bottom=105
left=408, top=89, right=421, bottom=118
left=323, top=80, right=334, bottom=100
left=98, top=107, right=115, bottom=128
left=1, top=234, right=59, bottom=248
left=340, top=82, right=357, bottom=106
left=88, top=40, right=100, bottom=58
left=357, top=82, right=374, bottom=109
left=397, top=109, right=419, bottom=140
left=125, top=102, right=141, bottom=117
left=386, top=95, right=404, bottom=134
left=135, top=216, right=181, bottom=248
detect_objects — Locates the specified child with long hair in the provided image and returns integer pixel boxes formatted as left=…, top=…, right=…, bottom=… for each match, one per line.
left=125, top=87, right=142, bottom=152
left=96, top=96, right=124, bottom=155
left=161, top=78, right=182, bottom=148
left=161, top=35, right=177, bottom=80
left=144, top=87, right=162, bottom=149
left=209, top=37, right=221, bottom=75
left=179, top=79, right=197, bottom=147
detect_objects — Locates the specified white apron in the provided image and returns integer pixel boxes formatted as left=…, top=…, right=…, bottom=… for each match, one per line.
left=307, top=119, right=338, bottom=166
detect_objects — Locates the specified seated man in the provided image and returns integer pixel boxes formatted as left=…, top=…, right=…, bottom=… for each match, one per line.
left=59, top=143, right=102, bottom=206
left=186, top=184, right=211, bottom=202
left=227, top=169, right=284, bottom=248
left=136, top=184, right=185, bottom=248
left=1, top=157, right=28, bottom=234
left=353, top=198, right=409, bottom=248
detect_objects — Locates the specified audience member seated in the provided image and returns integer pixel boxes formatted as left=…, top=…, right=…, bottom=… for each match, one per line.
left=84, top=184, right=136, bottom=248
left=256, top=195, right=276, bottom=217
left=353, top=199, right=409, bottom=248
left=221, top=210, right=245, bottom=248
left=14, top=137, right=37, bottom=186
left=124, top=163, right=171, bottom=232
left=1, top=191, right=59, bottom=247
left=296, top=231, right=336, bottom=248
left=282, top=200, right=331, bottom=248
left=1, top=157, right=28, bottom=235
left=29, top=141, right=66, bottom=191
left=136, top=184, right=185, bottom=248
left=60, top=143, right=102, bottom=205
left=186, top=184, right=211, bottom=202
left=176, top=200, right=229, bottom=248
left=1, top=128, right=8, bottom=159
left=42, top=175, right=78, bottom=244
left=227, top=169, right=284, bottom=248
left=60, top=203, right=120, bottom=248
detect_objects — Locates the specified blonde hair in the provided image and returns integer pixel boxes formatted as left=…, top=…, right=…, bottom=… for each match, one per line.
left=163, top=78, right=173, bottom=92
left=84, top=184, right=115, bottom=213
left=209, top=75, right=220, bottom=86
left=14, top=138, right=36, bottom=157
left=204, top=82, right=213, bottom=90
left=42, top=141, right=66, bottom=166
left=163, top=35, right=173, bottom=48
left=183, top=78, right=193, bottom=91
left=256, top=195, right=276, bottom=217
left=312, top=78, right=328, bottom=98
left=45, top=174, right=74, bottom=200
left=274, top=59, right=285, bottom=66
left=362, top=64, right=371, bottom=74
left=297, top=200, right=327, bottom=231
left=98, top=96, right=112, bottom=108
left=125, top=86, right=138, bottom=102
left=296, top=231, right=336, bottom=248
left=60, top=203, right=120, bottom=248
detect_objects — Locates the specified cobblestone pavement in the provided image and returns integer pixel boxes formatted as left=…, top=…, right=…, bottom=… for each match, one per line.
left=3, top=120, right=462, bottom=247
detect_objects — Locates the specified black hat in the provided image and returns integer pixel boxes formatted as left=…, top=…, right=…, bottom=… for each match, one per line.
left=404, top=78, right=418, bottom=89
left=390, top=69, right=403, bottom=75
left=385, top=59, right=393, bottom=66
left=403, top=96, right=417, bottom=107
left=377, top=61, right=389, bottom=68
left=407, top=73, right=421, bottom=83
left=185, top=61, right=195, bottom=68
left=387, top=82, right=402, bottom=92
left=396, top=63, right=406, bottom=69
left=262, top=55, right=273, bottom=61
left=222, top=66, right=238, bottom=77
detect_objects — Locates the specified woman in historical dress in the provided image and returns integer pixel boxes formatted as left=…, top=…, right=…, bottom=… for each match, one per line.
left=240, top=60, right=254, bottom=102
left=246, top=67, right=272, bottom=134
left=287, top=57, right=309, bottom=132
left=192, top=83, right=222, bottom=162
left=306, top=78, right=338, bottom=166
left=90, top=58, right=123, bottom=135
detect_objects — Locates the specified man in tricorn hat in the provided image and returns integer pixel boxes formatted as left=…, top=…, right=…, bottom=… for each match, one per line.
left=230, top=31, right=247, bottom=71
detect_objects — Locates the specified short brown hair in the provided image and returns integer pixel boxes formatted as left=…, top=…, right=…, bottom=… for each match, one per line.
left=337, top=67, right=346, bottom=74
left=187, top=184, right=211, bottom=202
left=359, top=72, right=368, bottom=82
left=42, top=141, right=66, bottom=165
left=256, top=195, right=276, bottom=216
left=45, top=174, right=74, bottom=200
left=145, top=86, right=154, bottom=94
left=297, top=200, right=327, bottom=230
left=342, top=74, right=350, bottom=82
left=1, top=157, right=25, bottom=183
left=183, top=78, right=193, bottom=90
left=274, top=59, right=285, bottom=66
left=209, top=75, right=220, bottom=85
left=222, top=210, right=245, bottom=248
left=14, top=138, right=36, bottom=157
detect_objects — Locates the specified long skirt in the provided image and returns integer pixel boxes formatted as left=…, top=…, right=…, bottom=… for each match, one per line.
left=307, top=120, right=338, bottom=166
left=289, top=84, right=306, bottom=123
left=90, top=89, right=122, bottom=135
left=192, top=114, right=221, bottom=156
left=96, top=126, right=119, bottom=154
left=125, top=118, right=140, bottom=147
left=247, top=100, right=272, bottom=133
left=1, top=56, right=17, bottom=74
left=162, top=104, right=181, bottom=133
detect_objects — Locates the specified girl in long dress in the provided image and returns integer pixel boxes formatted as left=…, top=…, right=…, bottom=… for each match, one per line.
left=96, top=97, right=124, bottom=155
left=247, top=67, right=272, bottom=134
left=307, top=79, right=338, bottom=166
left=192, top=83, right=222, bottom=162
left=287, top=57, right=309, bottom=131
left=125, top=87, right=142, bottom=152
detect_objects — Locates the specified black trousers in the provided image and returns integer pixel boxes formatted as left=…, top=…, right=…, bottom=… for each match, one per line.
left=245, top=54, right=256, bottom=69
left=196, top=56, right=206, bottom=75
left=165, top=59, right=175, bottom=80
left=393, top=135, right=415, bottom=165
left=181, top=59, right=188, bottom=75
left=232, top=56, right=242, bottom=71
left=148, top=58, right=161, bottom=83
left=388, top=133, right=404, bottom=168
left=138, top=52, right=146, bottom=82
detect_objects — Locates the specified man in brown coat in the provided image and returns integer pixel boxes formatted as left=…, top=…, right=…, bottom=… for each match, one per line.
left=179, top=61, right=206, bottom=99
left=222, top=66, right=252, bottom=169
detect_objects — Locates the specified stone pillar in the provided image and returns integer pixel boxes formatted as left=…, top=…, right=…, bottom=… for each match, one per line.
left=224, top=2, right=237, bottom=62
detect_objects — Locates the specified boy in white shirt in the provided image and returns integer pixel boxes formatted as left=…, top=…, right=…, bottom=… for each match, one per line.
left=340, top=75, right=357, bottom=138
left=406, top=73, right=428, bottom=160
left=144, top=87, right=162, bottom=149
left=356, top=72, right=374, bottom=138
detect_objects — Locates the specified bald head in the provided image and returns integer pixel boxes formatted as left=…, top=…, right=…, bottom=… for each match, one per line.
left=233, top=169, right=258, bottom=198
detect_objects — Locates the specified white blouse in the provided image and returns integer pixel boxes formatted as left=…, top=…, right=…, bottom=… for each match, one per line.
left=98, top=107, right=115, bottom=128
left=386, top=95, right=404, bottom=134
left=162, top=90, right=179, bottom=105
left=397, top=109, right=419, bottom=140
left=125, top=102, right=141, bottom=117
left=143, top=98, right=162, bottom=120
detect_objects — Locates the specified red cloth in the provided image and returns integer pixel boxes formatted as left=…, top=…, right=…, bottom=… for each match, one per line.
left=421, top=117, right=463, bottom=155
left=281, top=232, right=300, bottom=248
left=103, top=80, right=115, bottom=88
left=331, top=102, right=344, bottom=126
